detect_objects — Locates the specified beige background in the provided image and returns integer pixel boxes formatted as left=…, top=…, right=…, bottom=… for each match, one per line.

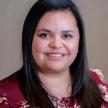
left=0, top=0, right=108, bottom=81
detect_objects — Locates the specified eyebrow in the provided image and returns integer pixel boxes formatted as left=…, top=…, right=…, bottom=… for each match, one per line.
left=36, top=29, right=74, bottom=33
left=36, top=29, right=51, bottom=33
left=62, top=30, right=74, bottom=33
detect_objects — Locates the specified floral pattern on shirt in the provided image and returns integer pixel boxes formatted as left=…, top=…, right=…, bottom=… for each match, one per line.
left=48, top=94, right=75, bottom=108
left=0, top=95, right=30, bottom=108
left=0, top=69, right=108, bottom=108
left=0, top=96, right=9, bottom=105
left=16, top=100, right=30, bottom=108
left=92, top=69, right=108, bottom=102
left=48, top=69, right=108, bottom=108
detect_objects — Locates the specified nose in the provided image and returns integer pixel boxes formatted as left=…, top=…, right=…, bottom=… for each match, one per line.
left=49, top=36, right=63, bottom=49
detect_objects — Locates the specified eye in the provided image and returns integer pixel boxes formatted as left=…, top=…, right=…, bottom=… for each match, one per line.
left=63, top=34, right=73, bottom=39
left=38, top=33, right=49, bottom=38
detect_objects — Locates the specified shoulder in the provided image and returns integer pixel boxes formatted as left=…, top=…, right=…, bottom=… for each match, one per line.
left=90, top=69, right=108, bottom=106
left=0, top=69, right=30, bottom=108
left=90, top=69, right=104, bottom=83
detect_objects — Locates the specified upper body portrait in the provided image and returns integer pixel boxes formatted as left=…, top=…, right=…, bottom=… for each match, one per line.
left=0, top=0, right=108, bottom=108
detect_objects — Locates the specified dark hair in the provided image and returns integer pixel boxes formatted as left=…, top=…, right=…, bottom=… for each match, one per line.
left=20, top=0, right=104, bottom=107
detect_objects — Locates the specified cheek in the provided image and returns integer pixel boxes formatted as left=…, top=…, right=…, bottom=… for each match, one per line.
left=32, top=38, right=44, bottom=54
left=32, top=38, right=44, bottom=65
left=68, top=41, right=79, bottom=57
left=69, top=46, right=78, bottom=56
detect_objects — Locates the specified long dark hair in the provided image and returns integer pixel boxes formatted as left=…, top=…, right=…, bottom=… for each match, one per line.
left=20, top=0, right=104, bottom=107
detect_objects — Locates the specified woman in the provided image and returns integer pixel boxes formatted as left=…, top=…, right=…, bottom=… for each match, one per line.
left=0, top=0, right=108, bottom=108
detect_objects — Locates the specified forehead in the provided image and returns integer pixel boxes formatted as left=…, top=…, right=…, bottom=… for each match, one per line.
left=36, top=10, right=78, bottom=31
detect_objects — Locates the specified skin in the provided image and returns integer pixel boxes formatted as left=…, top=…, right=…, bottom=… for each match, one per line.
left=32, top=10, right=79, bottom=97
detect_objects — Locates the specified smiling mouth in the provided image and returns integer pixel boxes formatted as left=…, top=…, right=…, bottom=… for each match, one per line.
left=47, top=52, right=65, bottom=58
left=48, top=53, right=65, bottom=56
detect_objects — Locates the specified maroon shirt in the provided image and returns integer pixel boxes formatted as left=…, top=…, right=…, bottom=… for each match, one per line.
left=0, top=69, right=108, bottom=108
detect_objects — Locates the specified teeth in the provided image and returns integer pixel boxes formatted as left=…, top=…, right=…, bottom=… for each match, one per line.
left=48, top=54, right=63, bottom=57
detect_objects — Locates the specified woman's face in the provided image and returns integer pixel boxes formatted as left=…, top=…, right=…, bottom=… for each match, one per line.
left=32, top=10, right=79, bottom=74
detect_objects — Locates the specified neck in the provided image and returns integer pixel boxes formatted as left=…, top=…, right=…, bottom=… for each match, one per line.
left=37, top=70, right=72, bottom=97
